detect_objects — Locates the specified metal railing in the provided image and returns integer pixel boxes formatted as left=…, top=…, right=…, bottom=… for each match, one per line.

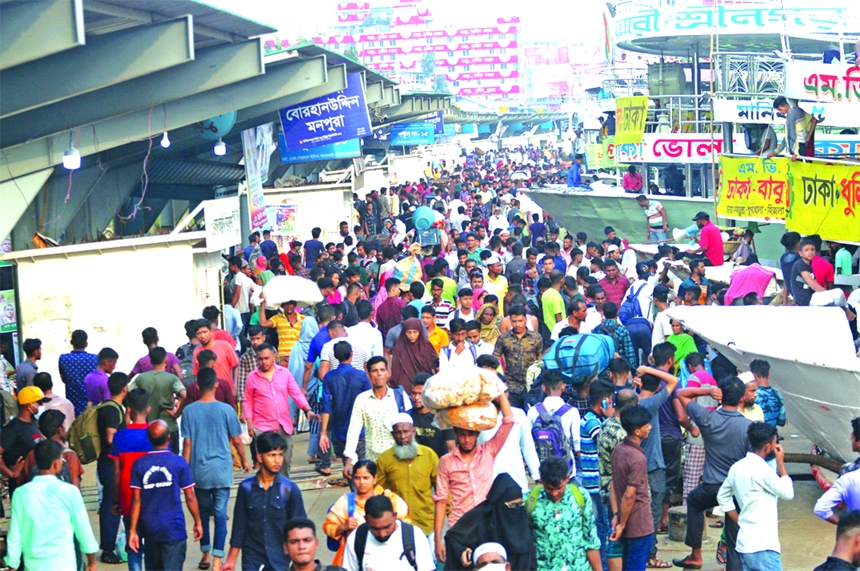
left=613, top=0, right=772, bottom=16
left=643, top=94, right=721, bottom=132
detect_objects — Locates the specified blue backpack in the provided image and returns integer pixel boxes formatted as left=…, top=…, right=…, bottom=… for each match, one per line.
left=543, top=333, right=615, bottom=387
left=531, top=403, right=574, bottom=469
left=618, top=283, right=648, bottom=325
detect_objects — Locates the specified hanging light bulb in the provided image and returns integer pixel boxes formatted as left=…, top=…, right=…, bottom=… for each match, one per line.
left=63, top=146, right=81, bottom=170
left=213, top=138, right=226, bottom=156
left=160, top=131, right=171, bottom=148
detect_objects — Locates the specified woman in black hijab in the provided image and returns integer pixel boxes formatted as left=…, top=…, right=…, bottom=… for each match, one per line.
left=443, top=473, right=537, bottom=570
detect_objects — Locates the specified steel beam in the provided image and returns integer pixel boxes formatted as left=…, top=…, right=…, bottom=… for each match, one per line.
left=1, top=39, right=264, bottom=149
left=0, top=0, right=85, bottom=70
left=0, top=56, right=329, bottom=183
left=1, top=16, right=194, bottom=118
left=129, top=184, right=215, bottom=202
left=366, top=81, right=386, bottom=106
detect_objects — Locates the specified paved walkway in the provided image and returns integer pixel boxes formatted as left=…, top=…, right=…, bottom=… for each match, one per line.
left=3, top=427, right=840, bottom=570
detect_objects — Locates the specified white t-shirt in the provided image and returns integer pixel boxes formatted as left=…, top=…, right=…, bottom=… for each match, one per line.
left=477, top=408, right=541, bottom=493
left=626, top=279, right=656, bottom=324
left=346, top=520, right=435, bottom=571
left=232, top=271, right=253, bottom=314
left=527, top=395, right=582, bottom=457
left=320, top=335, right=370, bottom=372
left=439, top=343, right=478, bottom=371
left=347, top=322, right=384, bottom=358
left=651, top=309, right=673, bottom=348
left=644, top=200, right=666, bottom=229
left=550, top=312, right=599, bottom=340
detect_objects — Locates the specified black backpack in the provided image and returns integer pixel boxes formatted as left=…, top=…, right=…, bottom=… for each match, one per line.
left=354, top=521, right=418, bottom=570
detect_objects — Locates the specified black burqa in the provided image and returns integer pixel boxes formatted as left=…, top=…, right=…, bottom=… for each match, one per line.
left=444, top=473, right=537, bottom=571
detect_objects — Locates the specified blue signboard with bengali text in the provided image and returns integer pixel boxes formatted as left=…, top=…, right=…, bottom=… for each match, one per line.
left=278, top=73, right=372, bottom=149
left=389, top=122, right=435, bottom=146
left=278, top=130, right=361, bottom=164
left=427, top=111, right=445, bottom=135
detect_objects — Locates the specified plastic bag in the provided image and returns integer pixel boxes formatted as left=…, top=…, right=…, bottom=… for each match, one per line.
left=421, top=367, right=505, bottom=411
left=436, top=402, right=499, bottom=431
left=239, top=420, right=252, bottom=446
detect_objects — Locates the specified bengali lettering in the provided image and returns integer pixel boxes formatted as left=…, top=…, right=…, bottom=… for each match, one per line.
left=802, top=175, right=839, bottom=207
left=841, top=171, right=860, bottom=217
left=652, top=138, right=692, bottom=158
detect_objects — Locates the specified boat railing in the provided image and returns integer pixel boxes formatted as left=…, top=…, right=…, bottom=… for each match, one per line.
left=642, top=94, right=720, bottom=133
left=712, top=52, right=787, bottom=98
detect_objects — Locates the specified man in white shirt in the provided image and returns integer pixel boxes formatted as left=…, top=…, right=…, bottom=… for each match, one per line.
left=229, top=256, right=254, bottom=329
left=488, top=207, right=509, bottom=235
left=439, top=319, right=478, bottom=371
left=345, top=495, right=434, bottom=571
left=346, top=300, right=384, bottom=358
left=626, top=263, right=657, bottom=324
left=717, top=422, right=794, bottom=571
left=526, top=369, right=581, bottom=476
left=651, top=285, right=674, bottom=348
left=465, top=321, right=495, bottom=356
left=318, top=322, right=370, bottom=379
left=478, top=403, right=541, bottom=494
left=551, top=299, right=595, bottom=340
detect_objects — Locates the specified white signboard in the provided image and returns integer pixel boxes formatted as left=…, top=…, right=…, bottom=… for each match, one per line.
left=203, top=197, right=240, bottom=253
left=713, top=98, right=860, bottom=127
left=784, top=61, right=860, bottom=106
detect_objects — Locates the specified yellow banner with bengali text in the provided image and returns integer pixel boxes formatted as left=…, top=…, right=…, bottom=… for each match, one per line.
left=787, top=160, right=860, bottom=242
left=586, top=143, right=605, bottom=170
left=603, top=136, right=617, bottom=168
left=615, top=96, right=649, bottom=145
left=717, top=155, right=789, bottom=221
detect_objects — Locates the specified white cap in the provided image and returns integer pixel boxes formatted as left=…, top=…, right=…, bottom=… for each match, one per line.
left=389, top=412, right=414, bottom=430
left=485, top=252, right=503, bottom=266
left=474, top=542, right=507, bottom=563
left=739, top=371, right=756, bottom=384
left=607, top=244, right=620, bottom=253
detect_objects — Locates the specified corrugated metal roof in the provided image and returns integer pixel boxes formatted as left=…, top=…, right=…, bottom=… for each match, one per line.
left=148, top=158, right=245, bottom=186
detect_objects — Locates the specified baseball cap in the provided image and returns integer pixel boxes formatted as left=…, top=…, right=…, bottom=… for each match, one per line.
left=635, top=262, right=650, bottom=275
left=653, top=285, right=671, bottom=302
left=18, top=386, right=51, bottom=406
left=692, top=211, right=710, bottom=221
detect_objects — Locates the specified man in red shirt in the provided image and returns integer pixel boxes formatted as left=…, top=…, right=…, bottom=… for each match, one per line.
left=689, top=212, right=724, bottom=267
left=809, top=234, right=836, bottom=289
left=109, top=388, right=152, bottom=571
left=599, top=260, right=631, bottom=306
left=193, top=320, right=239, bottom=386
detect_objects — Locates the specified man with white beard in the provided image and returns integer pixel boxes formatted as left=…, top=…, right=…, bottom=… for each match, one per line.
left=375, top=413, right=439, bottom=543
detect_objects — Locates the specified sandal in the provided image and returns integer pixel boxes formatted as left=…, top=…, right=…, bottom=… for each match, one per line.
left=315, top=466, right=332, bottom=476
left=716, top=541, right=727, bottom=565
left=648, top=557, right=673, bottom=568
left=198, top=558, right=211, bottom=570
left=671, top=556, right=702, bottom=569
left=656, top=524, right=670, bottom=534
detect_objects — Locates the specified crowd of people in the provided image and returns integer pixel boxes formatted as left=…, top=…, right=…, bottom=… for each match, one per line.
left=1, top=147, right=860, bottom=571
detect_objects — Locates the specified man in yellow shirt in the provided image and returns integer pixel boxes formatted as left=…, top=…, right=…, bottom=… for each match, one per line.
left=420, top=306, right=449, bottom=355
left=483, top=253, right=509, bottom=315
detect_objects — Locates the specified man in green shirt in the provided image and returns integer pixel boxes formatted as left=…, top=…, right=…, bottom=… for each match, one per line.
left=131, top=347, right=186, bottom=454
left=7, top=440, right=99, bottom=571
left=541, top=270, right=567, bottom=332
left=835, top=245, right=853, bottom=276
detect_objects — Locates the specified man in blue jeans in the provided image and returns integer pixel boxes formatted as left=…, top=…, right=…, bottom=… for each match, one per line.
left=581, top=380, right=617, bottom=570
left=129, top=420, right=203, bottom=570
left=182, top=368, right=249, bottom=570
left=97, top=372, right=129, bottom=564
left=610, top=405, right=655, bottom=571
left=110, top=388, right=152, bottom=571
